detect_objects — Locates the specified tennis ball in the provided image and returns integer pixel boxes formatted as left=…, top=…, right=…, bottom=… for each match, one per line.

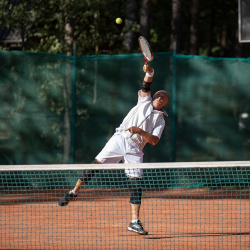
left=116, top=18, right=122, bottom=24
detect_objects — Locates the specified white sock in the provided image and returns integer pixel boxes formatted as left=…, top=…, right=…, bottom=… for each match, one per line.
left=69, top=190, right=76, bottom=194
left=132, top=219, right=138, bottom=223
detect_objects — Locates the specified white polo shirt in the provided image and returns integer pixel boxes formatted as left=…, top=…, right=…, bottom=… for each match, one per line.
left=96, top=91, right=167, bottom=178
left=115, top=91, right=167, bottom=151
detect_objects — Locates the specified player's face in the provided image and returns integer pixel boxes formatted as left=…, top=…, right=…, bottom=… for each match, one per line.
left=152, top=92, right=168, bottom=110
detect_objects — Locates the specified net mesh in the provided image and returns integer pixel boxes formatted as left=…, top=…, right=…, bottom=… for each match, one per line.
left=1, top=162, right=250, bottom=250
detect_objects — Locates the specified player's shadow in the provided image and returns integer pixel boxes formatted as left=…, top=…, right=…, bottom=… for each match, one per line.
left=146, top=232, right=250, bottom=239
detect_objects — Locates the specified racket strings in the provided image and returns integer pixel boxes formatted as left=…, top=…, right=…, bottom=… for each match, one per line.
left=141, top=42, right=151, bottom=60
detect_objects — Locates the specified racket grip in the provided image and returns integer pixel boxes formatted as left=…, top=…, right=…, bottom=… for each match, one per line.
left=144, top=64, right=148, bottom=69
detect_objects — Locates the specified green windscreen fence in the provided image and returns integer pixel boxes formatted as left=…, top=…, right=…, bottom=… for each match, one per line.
left=0, top=51, right=250, bottom=165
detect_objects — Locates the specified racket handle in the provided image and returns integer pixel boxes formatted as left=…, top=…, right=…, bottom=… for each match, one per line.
left=144, top=63, right=148, bottom=69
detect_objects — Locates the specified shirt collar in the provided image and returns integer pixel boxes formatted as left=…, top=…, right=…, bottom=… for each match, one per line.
left=153, top=108, right=168, bottom=116
left=161, top=109, right=168, bottom=116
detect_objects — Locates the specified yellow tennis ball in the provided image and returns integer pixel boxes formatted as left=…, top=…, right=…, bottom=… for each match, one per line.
left=116, top=18, right=122, bottom=24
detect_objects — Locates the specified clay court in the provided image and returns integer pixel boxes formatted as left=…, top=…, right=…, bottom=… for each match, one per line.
left=1, top=188, right=249, bottom=250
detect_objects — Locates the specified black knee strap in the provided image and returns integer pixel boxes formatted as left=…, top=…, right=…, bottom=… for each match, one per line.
left=129, top=178, right=142, bottom=205
left=79, top=159, right=99, bottom=184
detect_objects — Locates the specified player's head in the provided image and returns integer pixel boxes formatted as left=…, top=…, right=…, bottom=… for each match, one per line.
left=152, top=90, right=168, bottom=110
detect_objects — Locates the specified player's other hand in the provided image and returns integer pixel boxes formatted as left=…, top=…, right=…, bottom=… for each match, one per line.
left=125, top=126, right=142, bottom=135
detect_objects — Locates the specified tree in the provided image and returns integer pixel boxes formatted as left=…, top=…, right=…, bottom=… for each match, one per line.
left=170, top=0, right=183, bottom=53
left=189, top=0, right=200, bottom=55
left=140, top=0, right=151, bottom=41
left=123, top=0, right=139, bottom=52
left=2, top=0, right=250, bottom=57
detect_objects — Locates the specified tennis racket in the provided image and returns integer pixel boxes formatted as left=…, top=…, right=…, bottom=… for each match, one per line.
left=138, top=36, right=154, bottom=68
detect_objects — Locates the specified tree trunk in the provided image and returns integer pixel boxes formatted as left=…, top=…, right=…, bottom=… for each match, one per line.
left=234, top=31, right=243, bottom=57
left=170, top=0, right=183, bottom=53
left=207, top=1, right=215, bottom=56
left=140, top=0, right=150, bottom=41
left=123, top=0, right=138, bottom=52
left=189, top=0, right=200, bottom=55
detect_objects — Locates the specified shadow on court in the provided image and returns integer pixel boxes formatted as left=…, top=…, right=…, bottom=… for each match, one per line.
left=146, top=232, right=250, bottom=239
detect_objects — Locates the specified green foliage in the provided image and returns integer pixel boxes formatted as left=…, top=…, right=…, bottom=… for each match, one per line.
left=0, top=0, right=127, bottom=55
left=1, top=0, right=250, bottom=57
left=0, top=0, right=34, bottom=47
left=66, top=0, right=127, bottom=55
left=150, top=0, right=172, bottom=51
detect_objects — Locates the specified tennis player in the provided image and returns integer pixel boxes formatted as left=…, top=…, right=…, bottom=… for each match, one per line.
left=58, top=65, right=168, bottom=235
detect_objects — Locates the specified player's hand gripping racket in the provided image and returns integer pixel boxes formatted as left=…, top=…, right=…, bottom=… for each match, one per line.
left=138, top=36, right=154, bottom=69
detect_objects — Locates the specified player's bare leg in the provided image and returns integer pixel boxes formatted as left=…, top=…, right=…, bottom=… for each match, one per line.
left=131, top=204, right=140, bottom=221
left=128, top=204, right=148, bottom=235
left=127, top=179, right=148, bottom=235
left=72, top=159, right=101, bottom=194
left=58, top=159, right=100, bottom=206
left=72, top=179, right=84, bottom=193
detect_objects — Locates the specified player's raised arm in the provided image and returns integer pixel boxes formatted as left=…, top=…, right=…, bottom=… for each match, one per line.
left=139, top=65, right=154, bottom=97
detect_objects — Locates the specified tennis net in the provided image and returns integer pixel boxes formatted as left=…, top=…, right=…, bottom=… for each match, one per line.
left=1, top=161, right=250, bottom=250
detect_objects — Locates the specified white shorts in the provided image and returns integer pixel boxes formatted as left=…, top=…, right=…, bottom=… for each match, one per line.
left=95, top=134, right=144, bottom=178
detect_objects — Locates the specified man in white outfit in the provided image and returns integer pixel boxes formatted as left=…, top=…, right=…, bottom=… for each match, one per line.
left=58, top=64, right=169, bottom=235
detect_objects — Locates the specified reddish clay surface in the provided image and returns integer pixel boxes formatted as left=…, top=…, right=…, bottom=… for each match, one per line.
left=1, top=188, right=249, bottom=250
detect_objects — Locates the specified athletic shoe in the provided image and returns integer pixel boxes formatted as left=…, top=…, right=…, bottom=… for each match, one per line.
left=58, top=192, right=78, bottom=206
left=128, top=220, right=148, bottom=235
